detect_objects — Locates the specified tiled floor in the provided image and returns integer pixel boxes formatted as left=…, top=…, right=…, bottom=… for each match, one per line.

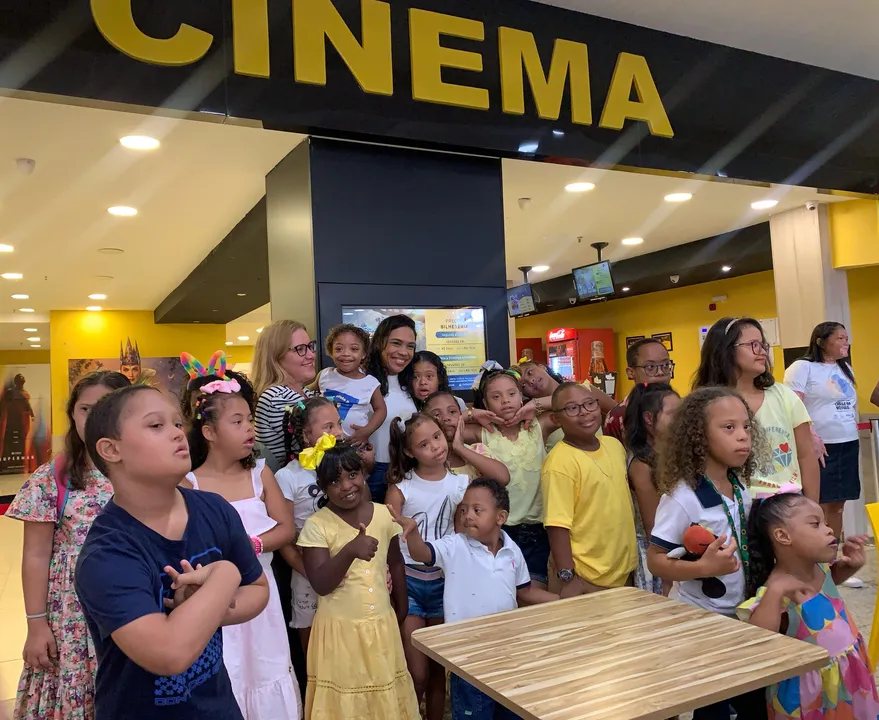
left=0, top=514, right=876, bottom=719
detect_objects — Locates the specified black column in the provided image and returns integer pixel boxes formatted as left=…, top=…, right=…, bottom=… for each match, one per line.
left=266, top=138, right=510, bottom=372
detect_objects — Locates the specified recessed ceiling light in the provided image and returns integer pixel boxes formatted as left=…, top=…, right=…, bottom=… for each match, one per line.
left=565, top=182, right=595, bottom=193
left=721, top=265, right=732, bottom=272
left=0, top=244, right=13, bottom=253
left=86, top=306, right=102, bottom=312
left=531, top=265, right=549, bottom=273
left=256, top=327, right=263, bottom=333
left=27, top=337, right=40, bottom=342
left=622, top=237, right=644, bottom=246
left=751, top=199, right=778, bottom=210
left=237, top=293, right=247, bottom=297
left=19, top=308, right=34, bottom=313
left=120, top=135, right=160, bottom=150
left=97, top=248, right=124, bottom=255
left=23, top=328, right=37, bottom=332
left=225, top=341, right=233, bottom=346
left=11, top=294, right=28, bottom=300
left=88, top=293, right=107, bottom=300
left=30, top=344, right=41, bottom=348
left=664, top=193, right=692, bottom=203
left=237, top=335, right=250, bottom=341
left=2, top=273, right=23, bottom=280
left=107, top=206, right=137, bottom=217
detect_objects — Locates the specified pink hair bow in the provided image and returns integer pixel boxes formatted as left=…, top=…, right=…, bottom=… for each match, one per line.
left=775, top=482, right=801, bottom=495
left=201, top=379, right=241, bottom=394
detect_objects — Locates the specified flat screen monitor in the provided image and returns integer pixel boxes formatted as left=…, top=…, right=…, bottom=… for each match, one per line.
left=573, top=260, right=615, bottom=300
left=507, top=283, right=535, bottom=318
left=341, top=307, right=487, bottom=391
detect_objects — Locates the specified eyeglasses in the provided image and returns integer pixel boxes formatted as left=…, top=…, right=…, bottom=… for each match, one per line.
left=554, top=398, right=600, bottom=417
left=632, top=361, right=675, bottom=377
left=734, top=340, right=770, bottom=355
left=289, top=341, right=318, bottom=357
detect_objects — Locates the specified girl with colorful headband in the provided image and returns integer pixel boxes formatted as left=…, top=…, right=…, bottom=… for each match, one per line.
left=296, top=435, right=419, bottom=719
left=179, top=352, right=302, bottom=719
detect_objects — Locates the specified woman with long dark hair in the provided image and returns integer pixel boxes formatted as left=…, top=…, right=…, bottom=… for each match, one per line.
left=4, top=370, right=129, bottom=720
left=693, top=317, right=819, bottom=502
left=783, top=322, right=859, bottom=542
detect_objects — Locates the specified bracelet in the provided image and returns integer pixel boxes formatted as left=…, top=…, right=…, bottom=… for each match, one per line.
left=251, top=536, right=263, bottom=555
left=534, top=398, right=543, bottom=415
left=26, top=612, right=47, bottom=620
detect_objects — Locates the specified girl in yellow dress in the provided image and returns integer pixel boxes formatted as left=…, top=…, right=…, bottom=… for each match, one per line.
left=296, top=435, right=419, bottom=720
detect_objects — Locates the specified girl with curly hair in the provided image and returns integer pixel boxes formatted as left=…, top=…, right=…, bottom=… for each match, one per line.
left=182, top=371, right=301, bottom=719
left=648, top=386, right=768, bottom=720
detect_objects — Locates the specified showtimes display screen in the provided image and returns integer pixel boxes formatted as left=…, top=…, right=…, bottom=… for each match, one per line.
left=342, top=307, right=487, bottom=391
left=507, top=283, right=535, bottom=318
left=572, top=260, right=615, bottom=299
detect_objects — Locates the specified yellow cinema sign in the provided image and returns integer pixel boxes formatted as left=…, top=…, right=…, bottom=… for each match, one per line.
left=90, top=0, right=673, bottom=137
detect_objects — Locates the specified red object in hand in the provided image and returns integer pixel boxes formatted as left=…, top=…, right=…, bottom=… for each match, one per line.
left=683, top=524, right=716, bottom=556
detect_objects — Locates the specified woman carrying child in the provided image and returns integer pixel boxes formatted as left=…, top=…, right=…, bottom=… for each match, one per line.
left=297, top=437, right=419, bottom=720
left=5, top=370, right=130, bottom=720
left=648, top=386, right=769, bottom=720
left=386, top=413, right=470, bottom=720
left=738, top=492, right=877, bottom=718
left=624, top=382, right=680, bottom=594
left=182, top=358, right=301, bottom=719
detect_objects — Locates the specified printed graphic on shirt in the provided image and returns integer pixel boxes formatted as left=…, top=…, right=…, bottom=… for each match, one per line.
left=321, top=389, right=358, bottom=421
left=830, top=372, right=856, bottom=421
left=762, top=425, right=798, bottom=480
left=303, top=483, right=322, bottom=514
left=154, top=546, right=225, bottom=706
left=412, top=496, right=456, bottom=541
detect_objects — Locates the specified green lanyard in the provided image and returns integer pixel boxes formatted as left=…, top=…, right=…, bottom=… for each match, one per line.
left=705, top=471, right=750, bottom=581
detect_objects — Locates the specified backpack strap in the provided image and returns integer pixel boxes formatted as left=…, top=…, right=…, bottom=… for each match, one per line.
left=51, top=455, right=69, bottom=523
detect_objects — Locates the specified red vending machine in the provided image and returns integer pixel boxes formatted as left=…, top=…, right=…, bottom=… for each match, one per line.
left=546, top=328, right=618, bottom=398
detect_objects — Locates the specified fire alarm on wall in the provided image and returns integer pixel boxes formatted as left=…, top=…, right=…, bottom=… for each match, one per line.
left=709, top=303, right=717, bottom=311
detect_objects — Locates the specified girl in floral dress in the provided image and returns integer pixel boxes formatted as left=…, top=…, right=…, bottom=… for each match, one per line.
left=4, top=371, right=129, bottom=720
left=738, top=491, right=878, bottom=718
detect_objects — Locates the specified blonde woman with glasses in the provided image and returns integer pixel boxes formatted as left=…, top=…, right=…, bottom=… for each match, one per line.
left=253, top=320, right=318, bottom=470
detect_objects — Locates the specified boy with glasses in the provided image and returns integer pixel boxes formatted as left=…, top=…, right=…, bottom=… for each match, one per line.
left=604, top=338, right=674, bottom=444
left=541, top=383, right=637, bottom=597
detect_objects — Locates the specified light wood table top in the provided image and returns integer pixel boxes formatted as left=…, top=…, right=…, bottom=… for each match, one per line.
left=412, top=587, right=829, bottom=720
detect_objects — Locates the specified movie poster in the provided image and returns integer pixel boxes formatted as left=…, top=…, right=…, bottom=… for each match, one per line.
left=0, top=364, right=51, bottom=476
left=68, top=337, right=188, bottom=401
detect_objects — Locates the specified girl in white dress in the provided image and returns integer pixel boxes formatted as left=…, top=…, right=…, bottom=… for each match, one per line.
left=182, top=368, right=302, bottom=720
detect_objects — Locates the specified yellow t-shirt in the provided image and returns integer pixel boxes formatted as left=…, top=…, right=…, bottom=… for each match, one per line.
left=750, top=383, right=812, bottom=497
left=541, top=436, right=637, bottom=587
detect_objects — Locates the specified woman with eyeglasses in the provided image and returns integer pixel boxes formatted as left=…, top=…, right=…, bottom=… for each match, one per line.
left=253, top=320, right=318, bottom=471
left=694, top=317, right=819, bottom=501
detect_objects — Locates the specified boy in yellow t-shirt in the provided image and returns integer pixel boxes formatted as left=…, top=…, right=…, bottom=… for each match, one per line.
left=542, top=382, right=637, bottom=597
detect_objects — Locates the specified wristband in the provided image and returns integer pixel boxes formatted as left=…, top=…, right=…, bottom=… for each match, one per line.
left=251, top=536, right=263, bottom=555
left=26, top=612, right=47, bottom=620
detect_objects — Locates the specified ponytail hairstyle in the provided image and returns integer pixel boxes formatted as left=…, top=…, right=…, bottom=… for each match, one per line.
left=188, top=374, right=257, bottom=472
left=624, top=383, right=680, bottom=465
left=66, top=370, right=131, bottom=488
left=473, top=369, right=521, bottom=411
left=387, top=412, right=445, bottom=485
left=283, top=396, right=337, bottom=462
left=314, top=440, right=365, bottom=497
left=746, top=492, right=809, bottom=597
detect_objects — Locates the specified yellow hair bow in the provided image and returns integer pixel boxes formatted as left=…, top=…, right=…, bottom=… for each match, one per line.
left=518, top=356, right=530, bottom=364
left=299, top=433, right=337, bottom=470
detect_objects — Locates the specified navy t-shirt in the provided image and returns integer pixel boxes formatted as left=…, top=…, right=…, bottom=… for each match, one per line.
left=75, top=487, right=263, bottom=719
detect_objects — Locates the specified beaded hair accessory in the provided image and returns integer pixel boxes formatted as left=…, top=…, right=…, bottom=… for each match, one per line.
left=299, top=433, right=337, bottom=470
left=181, top=350, right=227, bottom=380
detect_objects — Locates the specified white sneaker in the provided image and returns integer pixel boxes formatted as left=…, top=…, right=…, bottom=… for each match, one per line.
left=843, top=576, right=865, bottom=589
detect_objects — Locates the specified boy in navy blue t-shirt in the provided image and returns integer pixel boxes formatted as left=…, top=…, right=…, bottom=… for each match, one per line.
left=75, top=386, right=269, bottom=719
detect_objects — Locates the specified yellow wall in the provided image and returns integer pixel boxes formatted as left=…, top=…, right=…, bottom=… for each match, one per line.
left=846, top=266, right=879, bottom=409
left=829, top=199, right=879, bottom=269
left=48, top=311, right=225, bottom=441
left=515, top=271, right=784, bottom=400
left=227, top=345, right=254, bottom=366
left=0, top=349, right=51, bottom=365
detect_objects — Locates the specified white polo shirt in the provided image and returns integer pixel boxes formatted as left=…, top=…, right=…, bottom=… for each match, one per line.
left=425, top=531, right=530, bottom=623
left=650, top=475, right=751, bottom=617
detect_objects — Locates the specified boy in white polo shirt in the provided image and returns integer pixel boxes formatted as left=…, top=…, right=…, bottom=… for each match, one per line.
left=389, top=479, right=557, bottom=720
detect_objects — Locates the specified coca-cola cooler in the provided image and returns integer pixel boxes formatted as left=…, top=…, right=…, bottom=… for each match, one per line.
left=546, top=327, right=618, bottom=398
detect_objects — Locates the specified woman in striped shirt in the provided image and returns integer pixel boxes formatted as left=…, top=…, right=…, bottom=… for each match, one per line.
left=253, top=320, right=317, bottom=470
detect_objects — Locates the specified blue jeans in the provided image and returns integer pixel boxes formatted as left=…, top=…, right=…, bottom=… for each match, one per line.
left=367, top=462, right=388, bottom=503
left=450, top=675, right=523, bottom=720
left=406, top=572, right=444, bottom=618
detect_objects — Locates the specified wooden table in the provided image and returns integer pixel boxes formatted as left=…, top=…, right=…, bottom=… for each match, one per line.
left=412, top=587, right=828, bottom=720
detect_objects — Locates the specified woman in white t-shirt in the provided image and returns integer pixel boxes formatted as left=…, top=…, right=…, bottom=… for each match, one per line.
left=365, top=315, right=419, bottom=503
left=694, top=317, right=819, bottom=501
left=784, top=322, right=859, bottom=538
